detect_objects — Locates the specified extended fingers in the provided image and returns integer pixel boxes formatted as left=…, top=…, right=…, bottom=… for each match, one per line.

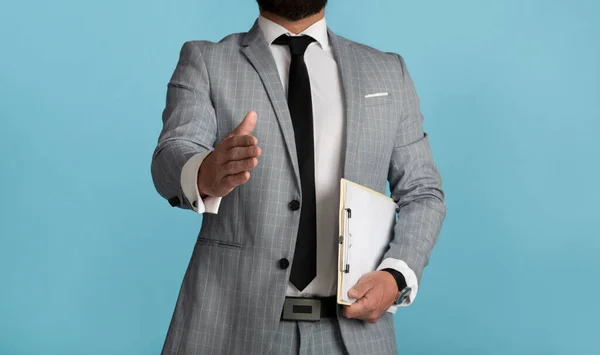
left=223, top=158, right=259, bottom=176
left=221, top=145, right=262, bottom=163
left=221, top=171, right=251, bottom=189
left=221, top=135, right=258, bottom=150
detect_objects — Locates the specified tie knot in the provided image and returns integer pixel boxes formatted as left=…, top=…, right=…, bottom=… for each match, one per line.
left=273, top=35, right=316, bottom=56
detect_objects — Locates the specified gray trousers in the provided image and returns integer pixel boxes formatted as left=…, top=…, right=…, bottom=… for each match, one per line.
left=269, top=318, right=349, bottom=355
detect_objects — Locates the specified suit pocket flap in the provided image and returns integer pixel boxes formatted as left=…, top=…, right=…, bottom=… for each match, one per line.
left=196, top=238, right=243, bottom=249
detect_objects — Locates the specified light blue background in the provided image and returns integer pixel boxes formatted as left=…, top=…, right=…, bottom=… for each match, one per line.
left=1, top=0, right=598, bottom=354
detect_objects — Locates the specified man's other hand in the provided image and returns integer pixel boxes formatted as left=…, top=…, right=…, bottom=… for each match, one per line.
left=197, top=111, right=262, bottom=197
left=342, top=271, right=399, bottom=323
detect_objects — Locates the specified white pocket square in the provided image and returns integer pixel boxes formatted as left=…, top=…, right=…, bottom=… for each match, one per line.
left=364, top=92, right=389, bottom=99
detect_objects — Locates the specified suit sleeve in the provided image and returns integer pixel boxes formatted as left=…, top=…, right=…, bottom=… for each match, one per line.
left=151, top=41, right=218, bottom=210
left=383, top=55, right=446, bottom=282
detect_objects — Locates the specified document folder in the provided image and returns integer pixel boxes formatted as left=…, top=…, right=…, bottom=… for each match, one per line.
left=337, top=179, right=397, bottom=307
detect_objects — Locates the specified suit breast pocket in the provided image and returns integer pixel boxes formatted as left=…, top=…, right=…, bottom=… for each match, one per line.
left=364, top=92, right=391, bottom=107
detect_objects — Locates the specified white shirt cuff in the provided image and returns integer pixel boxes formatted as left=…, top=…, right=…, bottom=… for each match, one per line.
left=180, top=152, right=222, bottom=214
left=377, top=257, right=419, bottom=312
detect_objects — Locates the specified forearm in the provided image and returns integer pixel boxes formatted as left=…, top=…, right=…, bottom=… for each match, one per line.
left=151, top=139, right=211, bottom=210
left=384, top=195, right=445, bottom=281
left=386, top=135, right=445, bottom=281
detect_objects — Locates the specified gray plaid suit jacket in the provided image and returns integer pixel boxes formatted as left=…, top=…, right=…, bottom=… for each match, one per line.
left=151, top=21, right=446, bottom=355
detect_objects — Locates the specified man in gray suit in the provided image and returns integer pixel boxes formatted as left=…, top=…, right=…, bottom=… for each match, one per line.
left=151, top=0, right=446, bottom=354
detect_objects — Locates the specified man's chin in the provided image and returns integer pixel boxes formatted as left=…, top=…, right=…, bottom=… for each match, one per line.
left=257, top=0, right=327, bottom=21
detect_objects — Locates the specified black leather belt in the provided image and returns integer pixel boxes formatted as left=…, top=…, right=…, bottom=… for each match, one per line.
left=281, top=296, right=338, bottom=321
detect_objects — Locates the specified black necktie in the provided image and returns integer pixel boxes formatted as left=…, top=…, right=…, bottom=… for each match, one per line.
left=273, top=34, right=317, bottom=291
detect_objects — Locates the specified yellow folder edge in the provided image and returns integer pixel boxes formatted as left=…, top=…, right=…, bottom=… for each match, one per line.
left=337, top=178, right=395, bottom=305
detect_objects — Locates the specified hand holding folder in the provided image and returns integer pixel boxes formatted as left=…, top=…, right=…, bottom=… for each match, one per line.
left=337, top=179, right=398, bottom=312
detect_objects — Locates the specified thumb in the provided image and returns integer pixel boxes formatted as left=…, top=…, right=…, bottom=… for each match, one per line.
left=230, top=111, right=257, bottom=136
left=348, top=279, right=373, bottom=299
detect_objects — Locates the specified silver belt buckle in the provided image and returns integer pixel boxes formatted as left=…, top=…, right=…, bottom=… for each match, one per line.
left=282, top=298, right=321, bottom=322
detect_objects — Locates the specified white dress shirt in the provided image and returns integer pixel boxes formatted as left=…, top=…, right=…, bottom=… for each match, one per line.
left=180, top=16, right=418, bottom=307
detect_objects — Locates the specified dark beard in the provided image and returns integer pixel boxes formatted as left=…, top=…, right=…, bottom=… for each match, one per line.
left=257, top=0, right=327, bottom=21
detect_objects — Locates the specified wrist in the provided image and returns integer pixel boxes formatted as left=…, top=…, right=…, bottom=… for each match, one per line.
left=196, top=164, right=210, bottom=199
left=381, top=268, right=407, bottom=294
left=197, top=181, right=210, bottom=199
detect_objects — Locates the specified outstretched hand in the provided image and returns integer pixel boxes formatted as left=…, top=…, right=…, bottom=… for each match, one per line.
left=197, top=111, right=262, bottom=197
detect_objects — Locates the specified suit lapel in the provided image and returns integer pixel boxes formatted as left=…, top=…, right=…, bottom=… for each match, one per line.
left=241, top=22, right=301, bottom=189
left=329, top=30, right=363, bottom=181
left=240, top=24, right=362, bottom=186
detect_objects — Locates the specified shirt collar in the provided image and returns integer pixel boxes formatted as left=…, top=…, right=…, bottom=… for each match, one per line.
left=257, top=15, right=329, bottom=50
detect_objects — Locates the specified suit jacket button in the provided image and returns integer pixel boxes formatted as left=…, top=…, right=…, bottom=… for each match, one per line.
left=288, top=200, right=301, bottom=211
left=278, top=258, right=290, bottom=270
